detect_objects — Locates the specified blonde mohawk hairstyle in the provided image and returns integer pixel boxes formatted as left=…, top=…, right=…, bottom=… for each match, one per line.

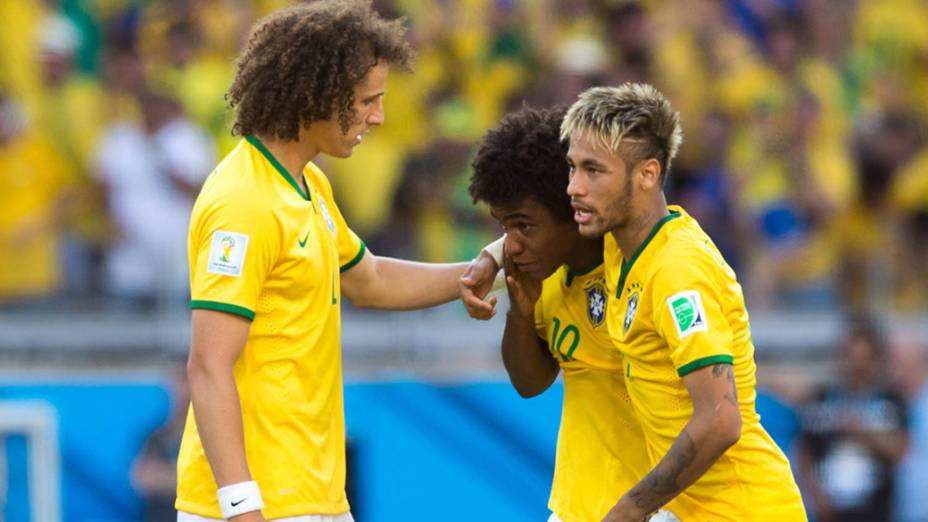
left=560, top=83, right=683, bottom=180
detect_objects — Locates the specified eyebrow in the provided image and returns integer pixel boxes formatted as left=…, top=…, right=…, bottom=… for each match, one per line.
left=581, top=158, right=609, bottom=169
left=491, top=210, right=532, bottom=222
left=567, top=155, right=609, bottom=170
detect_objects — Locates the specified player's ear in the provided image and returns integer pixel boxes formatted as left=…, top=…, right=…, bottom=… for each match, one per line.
left=637, top=158, right=662, bottom=190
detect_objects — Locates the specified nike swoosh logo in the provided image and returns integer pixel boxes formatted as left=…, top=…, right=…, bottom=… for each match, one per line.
left=298, top=232, right=309, bottom=247
left=231, top=497, right=247, bottom=507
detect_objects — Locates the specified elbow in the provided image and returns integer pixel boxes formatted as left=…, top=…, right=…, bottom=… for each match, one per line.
left=698, top=404, right=741, bottom=450
left=186, top=355, right=208, bottom=386
left=343, top=287, right=383, bottom=310
left=513, top=383, right=545, bottom=399
left=186, top=350, right=222, bottom=388
left=717, top=410, right=742, bottom=449
left=348, top=296, right=377, bottom=310
left=508, top=370, right=556, bottom=398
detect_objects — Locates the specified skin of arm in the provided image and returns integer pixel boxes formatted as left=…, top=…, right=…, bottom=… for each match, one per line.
left=186, top=309, right=266, bottom=522
left=501, top=257, right=559, bottom=398
left=602, top=363, right=742, bottom=522
left=341, top=249, right=497, bottom=310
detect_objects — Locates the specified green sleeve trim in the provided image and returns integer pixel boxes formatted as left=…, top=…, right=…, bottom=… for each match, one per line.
left=190, top=300, right=256, bottom=321
left=677, top=354, right=734, bottom=377
left=339, top=241, right=367, bottom=273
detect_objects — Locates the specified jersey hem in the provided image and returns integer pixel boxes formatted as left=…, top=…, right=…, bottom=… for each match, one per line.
left=676, top=354, right=734, bottom=377
left=339, top=241, right=367, bottom=273
left=175, top=498, right=351, bottom=519
left=190, top=300, right=256, bottom=321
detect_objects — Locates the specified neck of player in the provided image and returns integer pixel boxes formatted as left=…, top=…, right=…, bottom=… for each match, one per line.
left=563, top=236, right=604, bottom=274
left=611, top=196, right=669, bottom=262
left=256, top=133, right=317, bottom=187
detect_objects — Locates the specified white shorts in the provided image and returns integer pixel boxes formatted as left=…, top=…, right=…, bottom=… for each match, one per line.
left=178, top=511, right=355, bottom=522
left=548, top=510, right=680, bottom=522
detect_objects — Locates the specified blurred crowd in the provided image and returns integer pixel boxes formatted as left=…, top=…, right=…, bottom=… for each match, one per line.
left=793, top=320, right=927, bottom=522
left=1, top=0, right=928, bottom=313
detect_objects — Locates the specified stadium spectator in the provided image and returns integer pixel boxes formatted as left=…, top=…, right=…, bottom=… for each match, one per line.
left=0, top=92, right=72, bottom=304
left=133, top=365, right=188, bottom=522
left=889, top=334, right=928, bottom=522
left=94, top=89, right=213, bottom=304
left=33, top=12, right=112, bottom=298
left=797, top=321, right=909, bottom=522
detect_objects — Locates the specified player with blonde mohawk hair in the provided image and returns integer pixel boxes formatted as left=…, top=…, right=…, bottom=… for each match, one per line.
left=562, top=83, right=808, bottom=521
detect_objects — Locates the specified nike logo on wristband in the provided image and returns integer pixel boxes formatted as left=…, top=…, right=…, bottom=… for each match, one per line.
left=231, top=498, right=247, bottom=507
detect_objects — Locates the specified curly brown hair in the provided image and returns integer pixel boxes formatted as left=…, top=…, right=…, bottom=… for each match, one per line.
left=469, top=106, right=573, bottom=223
left=227, top=0, right=414, bottom=140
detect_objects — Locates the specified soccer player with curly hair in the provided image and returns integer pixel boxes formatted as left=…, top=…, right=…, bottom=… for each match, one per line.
left=178, top=3, right=497, bottom=520
left=468, top=106, right=682, bottom=522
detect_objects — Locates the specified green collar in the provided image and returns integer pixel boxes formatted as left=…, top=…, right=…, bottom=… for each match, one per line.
left=565, top=258, right=603, bottom=287
left=245, top=134, right=311, bottom=201
left=615, top=210, right=681, bottom=297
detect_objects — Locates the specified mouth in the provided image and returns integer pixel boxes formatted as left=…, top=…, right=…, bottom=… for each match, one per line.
left=571, top=202, right=595, bottom=225
left=514, top=261, right=539, bottom=274
left=352, top=128, right=370, bottom=146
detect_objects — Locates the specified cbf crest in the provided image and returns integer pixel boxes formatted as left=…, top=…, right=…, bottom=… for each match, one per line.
left=586, top=282, right=607, bottom=327
left=624, top=282, right=644, bottom=333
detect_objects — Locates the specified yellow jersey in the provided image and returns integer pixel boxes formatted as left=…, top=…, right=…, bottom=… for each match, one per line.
left=533, top=262, right=658, bottom=522
left=603, top=206, right=806, bottom=521
left=177, top=136, right=365, bottom=518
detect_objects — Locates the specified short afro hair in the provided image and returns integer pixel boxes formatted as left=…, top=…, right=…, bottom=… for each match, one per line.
left=227, top=0, right=414, bottom=141
left=469, top=105, right=572, bottom=223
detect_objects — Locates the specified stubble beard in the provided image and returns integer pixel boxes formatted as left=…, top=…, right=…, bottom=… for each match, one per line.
left=601, top=172, right=635, bottom=237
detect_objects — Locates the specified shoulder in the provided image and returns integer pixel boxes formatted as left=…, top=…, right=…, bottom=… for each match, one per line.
left=540, top=266, right=568, bottom=300
left=650, top=218, right=732, bottom=288
left=648, top=239, right=720, bottom=291
left=191, top=163, right=275, bottom=232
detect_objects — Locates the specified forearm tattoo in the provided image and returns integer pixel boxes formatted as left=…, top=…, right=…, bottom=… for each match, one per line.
left=628, top=428, right=697, bottom=512
left=712, top=363, right=738, bottom=407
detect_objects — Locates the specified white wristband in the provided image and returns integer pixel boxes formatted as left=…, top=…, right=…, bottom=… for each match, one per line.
left=482, top=235, right=505, bottom=268
left=490, top=269, right=507, bottom=294
left=217, top=480, right=264, bottom=519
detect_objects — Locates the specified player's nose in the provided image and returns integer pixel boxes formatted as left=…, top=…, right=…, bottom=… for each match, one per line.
left=504, top=235, right=524, bottom=256
left=566, top=171, right=585, bottom=197
left=367, top=99, right=385, bottom=126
